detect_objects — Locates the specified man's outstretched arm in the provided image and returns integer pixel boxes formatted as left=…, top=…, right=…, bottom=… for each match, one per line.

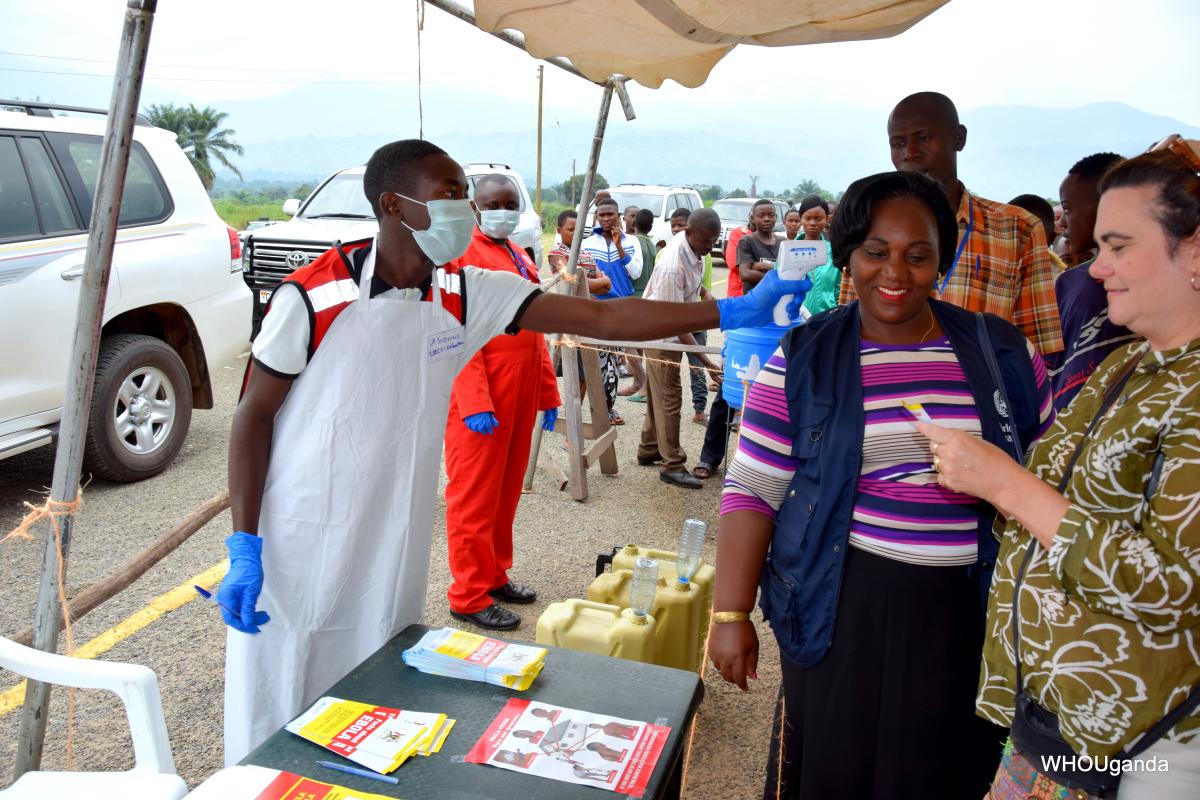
left=516, top=269, right=811, bottom=341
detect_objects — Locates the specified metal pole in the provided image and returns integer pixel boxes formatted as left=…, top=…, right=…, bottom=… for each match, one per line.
left=14, top=0, right=158, bottom=777
left=535, top=64, right=543, bottom=215
left=558, top=79, right=617, bottom=499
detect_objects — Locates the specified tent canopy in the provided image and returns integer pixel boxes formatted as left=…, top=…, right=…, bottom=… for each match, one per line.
left=473, top=0, right=949, bottom=88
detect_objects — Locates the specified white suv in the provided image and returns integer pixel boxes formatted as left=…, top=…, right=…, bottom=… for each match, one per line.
left=242, top=162, right=543, bottom=329
left=586, top=184, right=705, bottom=249
left=0, top=101, right=252, bottom=481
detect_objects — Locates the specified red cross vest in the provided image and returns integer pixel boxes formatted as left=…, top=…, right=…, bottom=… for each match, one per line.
left=243, top=238, right=466, bottom=394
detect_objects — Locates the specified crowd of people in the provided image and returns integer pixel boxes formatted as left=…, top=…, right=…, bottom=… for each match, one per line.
left=214, top=84, right=1199, bottom=799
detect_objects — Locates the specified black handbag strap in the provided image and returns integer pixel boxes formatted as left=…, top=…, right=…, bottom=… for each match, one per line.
left=974, top=313, right=1024, bottom=464
left=1011, top=347, right=1199, bottom=756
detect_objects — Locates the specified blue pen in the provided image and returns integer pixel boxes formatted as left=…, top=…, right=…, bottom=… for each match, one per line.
left=316, top=759, right=400, bottom=785
left=194, top=585, right=239, bottom=618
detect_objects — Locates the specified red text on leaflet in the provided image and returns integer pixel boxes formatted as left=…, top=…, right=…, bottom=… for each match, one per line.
left=465, top=698, right=530, bottom=763
left=615, top=724, right=670, bottom=798
left=328, top=712, right=386, bottom=754
left=466, top=637, right=504, bottom=666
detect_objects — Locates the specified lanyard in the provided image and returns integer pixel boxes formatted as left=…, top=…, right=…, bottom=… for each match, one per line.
left=937, top=194, right=974, bottom=296
left=503, top=242, right=534, bottom=281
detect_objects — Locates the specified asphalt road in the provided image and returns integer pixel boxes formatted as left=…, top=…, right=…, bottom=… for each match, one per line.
left=0, top=265, right=782, bottom=797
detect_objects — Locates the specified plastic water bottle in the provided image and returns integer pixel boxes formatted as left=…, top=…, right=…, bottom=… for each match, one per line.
left=629, top=557, right=659, bottom=623
left=675, top=519, right=706, bottom=586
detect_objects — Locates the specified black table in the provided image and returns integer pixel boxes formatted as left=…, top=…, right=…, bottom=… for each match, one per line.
left=241, top=624, right=704, bottom=799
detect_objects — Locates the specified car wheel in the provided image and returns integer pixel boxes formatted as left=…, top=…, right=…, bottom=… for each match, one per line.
left=83, top=334, right=193, bottom=482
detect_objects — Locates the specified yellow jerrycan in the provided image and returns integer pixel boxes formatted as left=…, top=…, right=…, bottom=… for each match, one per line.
left=534, top=600, right=656, bottom=664
left=589, top=535, right=714, bottom=672
left=537, top=557, right=661, bottom=664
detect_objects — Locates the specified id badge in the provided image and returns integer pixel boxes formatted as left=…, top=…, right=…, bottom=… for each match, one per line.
left=427, top=329, right=465, bottom=362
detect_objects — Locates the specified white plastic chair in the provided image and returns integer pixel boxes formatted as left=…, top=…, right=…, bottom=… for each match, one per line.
left=0, top=636, right=188, bottom=799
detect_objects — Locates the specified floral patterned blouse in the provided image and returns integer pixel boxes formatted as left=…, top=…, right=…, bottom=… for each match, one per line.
left=978, top=339, right=1200, bottom=757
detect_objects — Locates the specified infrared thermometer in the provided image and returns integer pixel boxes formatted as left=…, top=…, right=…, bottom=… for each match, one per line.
left=773, top=239, right=829, bottom=326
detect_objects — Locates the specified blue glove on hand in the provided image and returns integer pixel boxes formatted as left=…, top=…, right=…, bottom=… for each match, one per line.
left=716, top=269, right=813, bottom=330
left=464, top=411, right=499, bottom=434
left=217, top=532, right=270, bottom=634
left=541, top=407, right=559, bottom=431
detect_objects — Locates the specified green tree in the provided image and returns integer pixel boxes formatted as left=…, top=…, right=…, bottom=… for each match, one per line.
left=792, top=179, right=836, bottom=202
left=696, top=184, right=723, bottom=203
left=557, top=172, right=609, bottom=205
left=726, top=188, right=748, bottom=199
left=145, top=102, right=244, bottom=191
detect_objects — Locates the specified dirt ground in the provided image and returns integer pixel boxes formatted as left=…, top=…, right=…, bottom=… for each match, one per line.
left=0, top=262, right=782, bottom=798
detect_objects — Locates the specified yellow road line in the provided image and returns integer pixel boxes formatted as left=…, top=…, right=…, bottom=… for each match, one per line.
left=0, top=560, right=228, bottom=717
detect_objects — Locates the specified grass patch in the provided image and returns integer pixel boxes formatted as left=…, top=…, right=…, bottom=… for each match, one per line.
left=213, top=199, right=288, bottom=231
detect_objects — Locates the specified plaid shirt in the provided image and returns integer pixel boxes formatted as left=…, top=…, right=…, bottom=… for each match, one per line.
left=841, top=185, right=1064, bottom=355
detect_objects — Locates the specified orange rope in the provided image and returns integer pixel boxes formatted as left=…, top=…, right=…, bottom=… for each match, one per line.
left=4, top=491, right=81, bottom=767
left=560, top=337, right=723, bottom=377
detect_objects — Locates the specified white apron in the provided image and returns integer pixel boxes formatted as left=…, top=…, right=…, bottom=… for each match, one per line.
left=224, top=252, right=468, bottom=764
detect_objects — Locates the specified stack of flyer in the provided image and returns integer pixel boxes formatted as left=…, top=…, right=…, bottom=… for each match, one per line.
left=286, top=696, right=455, bottom=774
left=402, top=627, right=546, bottom=690
left=185, top=765, right=394, bottom=799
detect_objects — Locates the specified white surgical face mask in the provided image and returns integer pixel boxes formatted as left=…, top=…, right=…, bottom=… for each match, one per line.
left=479, top=208, right=521, bottom=240
left=398, top=194, right=475, bottom=265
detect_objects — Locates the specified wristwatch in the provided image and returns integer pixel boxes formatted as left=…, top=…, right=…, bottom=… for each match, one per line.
left=712, top=611, right=751, bottom=624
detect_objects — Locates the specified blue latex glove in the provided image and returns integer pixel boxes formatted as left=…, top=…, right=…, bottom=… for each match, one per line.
left=217, top=532, right=270, bottom=634
left=464, top=411, right=499, bottom=434
left=716, top=270, right=813, bottom=330
left=541, top=407, right=558, bottom=431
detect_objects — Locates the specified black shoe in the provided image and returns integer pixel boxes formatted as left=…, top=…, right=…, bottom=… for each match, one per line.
left=660, top=470, right=702, bottom=489
left=489, top=581, right=538, bottom=604
left=637, top=455, right=662, bottom=466
left=451, top=603, right=520, bottom=631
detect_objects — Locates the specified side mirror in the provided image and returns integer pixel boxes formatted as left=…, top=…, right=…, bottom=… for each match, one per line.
left=282, top=198, right=301, bottom=217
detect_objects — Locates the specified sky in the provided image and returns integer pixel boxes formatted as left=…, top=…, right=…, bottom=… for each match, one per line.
left=3, top=0, right=1198, bottom=127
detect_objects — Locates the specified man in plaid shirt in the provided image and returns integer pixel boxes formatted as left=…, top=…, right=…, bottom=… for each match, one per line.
left=842, top=91, right=1064, bottom=356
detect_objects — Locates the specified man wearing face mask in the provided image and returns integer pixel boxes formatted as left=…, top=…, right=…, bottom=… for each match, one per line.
left=442, top=174, right=560, bottom=630
left=221, top=139, right=811, bottom=763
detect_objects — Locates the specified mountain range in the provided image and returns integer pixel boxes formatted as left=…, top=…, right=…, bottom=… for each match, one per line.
left=208, top=84, right=1199, bottom=200
left=8, top=57, right=1198, bottom=200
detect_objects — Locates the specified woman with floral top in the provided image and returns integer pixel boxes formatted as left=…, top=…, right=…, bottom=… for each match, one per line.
left=921, top=142, right=1200, bottom=798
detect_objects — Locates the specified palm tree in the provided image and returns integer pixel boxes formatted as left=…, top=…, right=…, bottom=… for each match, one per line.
left=748, top=174, right=760, bottom=197
left=145, top=103, right=243, bottom=190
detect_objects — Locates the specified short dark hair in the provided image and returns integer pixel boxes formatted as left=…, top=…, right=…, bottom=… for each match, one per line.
left=688, top=207, right=721, bottom=233
left=669, top=206, right=691, bottom=221
left=557, top=209, right=577, bottom=228
left=1008, top=193, right=1056, bottom=240
left=894, top=91, right=960, bottom=128
left=363, top=139, right=449, bottom=218
left=473, top=173, right=515, bottom=197
left=1069, top=152, right=1124, bottom=183
left=596, top=196, right=619, bottom=211
left=752, top=198, right=775, bottom=211
left=1100, top=150, right=1200, bottom=256
left=830, top=171, right=958, bottom=275
left=796, top=194, right=829, bottom=216
left=624, top=205, right=639, bottom=214
left=635, top=207, right=655, bottom=233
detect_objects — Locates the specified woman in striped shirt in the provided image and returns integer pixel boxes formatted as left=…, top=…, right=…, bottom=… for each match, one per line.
left=708, top=171, right=1054, bottom=799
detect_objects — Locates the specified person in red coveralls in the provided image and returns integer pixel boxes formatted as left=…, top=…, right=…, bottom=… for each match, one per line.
left=444, top=174, right=560, bottom=631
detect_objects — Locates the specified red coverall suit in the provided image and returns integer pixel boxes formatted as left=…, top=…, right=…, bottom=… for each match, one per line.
left=444, top=229, right=560, bottom=614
